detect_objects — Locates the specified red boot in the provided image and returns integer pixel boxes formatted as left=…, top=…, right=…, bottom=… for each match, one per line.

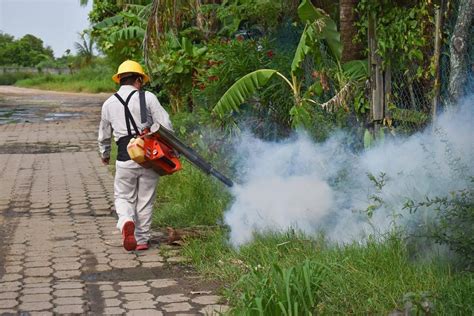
left=122, top=221, right=137, bottom=251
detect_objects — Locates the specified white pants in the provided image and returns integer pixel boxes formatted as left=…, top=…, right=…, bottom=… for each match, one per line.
left=114, top=162, right=159, bottom=244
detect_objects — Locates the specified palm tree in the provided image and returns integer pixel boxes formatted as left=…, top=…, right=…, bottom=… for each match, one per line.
left=74, top=31, right=94, bottom=66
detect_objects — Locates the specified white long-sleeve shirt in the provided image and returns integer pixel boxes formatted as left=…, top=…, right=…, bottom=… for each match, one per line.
left=98, top=85, right=172, bottom=168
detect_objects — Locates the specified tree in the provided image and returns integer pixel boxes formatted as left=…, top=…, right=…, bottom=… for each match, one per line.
left=340, top=0, right=364, bottom=62
left=448, top=0, right=474, bottom=103
left=74, top=31, right=95, bottom=66
left=0, top=33, right=53, bottom=66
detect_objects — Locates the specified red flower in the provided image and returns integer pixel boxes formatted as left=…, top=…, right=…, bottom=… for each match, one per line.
left=266, top=50, right=274, bottom=58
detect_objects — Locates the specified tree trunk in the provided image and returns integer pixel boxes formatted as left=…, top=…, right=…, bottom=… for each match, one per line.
left=448, top=0, right=474, bottom=102
left=340, top=0, right=364, bottom=62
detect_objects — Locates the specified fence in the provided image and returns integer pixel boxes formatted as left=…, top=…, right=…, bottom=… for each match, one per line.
left=367, top=0, right=472, bottom=135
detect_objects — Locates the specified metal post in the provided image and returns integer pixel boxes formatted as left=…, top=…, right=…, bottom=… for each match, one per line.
left=432, top=5, right=443, bottom=124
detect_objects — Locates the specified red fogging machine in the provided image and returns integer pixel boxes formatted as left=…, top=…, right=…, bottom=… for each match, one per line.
left=127, top=123, right=233, bottom=187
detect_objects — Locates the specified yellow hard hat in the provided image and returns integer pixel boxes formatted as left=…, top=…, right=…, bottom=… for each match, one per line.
left=112, top=60, right=150, bottom=84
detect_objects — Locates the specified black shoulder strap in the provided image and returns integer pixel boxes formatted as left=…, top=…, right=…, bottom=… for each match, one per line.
left=139, top=90, right=147, bottom=124
left=114, top=90, right=140, bottom=136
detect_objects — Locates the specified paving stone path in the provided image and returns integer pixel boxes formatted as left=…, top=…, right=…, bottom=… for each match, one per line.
left=0, top=87, right=228, bottom=315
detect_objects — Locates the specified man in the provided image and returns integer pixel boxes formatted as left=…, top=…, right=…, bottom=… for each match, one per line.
left=98, top=60, right=172, bottom=251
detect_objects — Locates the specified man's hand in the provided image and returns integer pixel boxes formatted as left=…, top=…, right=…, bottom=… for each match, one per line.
left=101, top=157, right=110, bottom=165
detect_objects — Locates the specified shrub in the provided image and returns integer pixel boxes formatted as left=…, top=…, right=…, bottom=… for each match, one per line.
left=0, top=72, right=36, bottom=85
left=405, top=187, right=474, bottom=269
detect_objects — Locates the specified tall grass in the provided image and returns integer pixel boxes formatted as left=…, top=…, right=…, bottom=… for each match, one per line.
left=183, top=230, right=474, bottom=315
left=16, top=63, right=116, bottom=93
left=153, top=159, right=231, bottom=228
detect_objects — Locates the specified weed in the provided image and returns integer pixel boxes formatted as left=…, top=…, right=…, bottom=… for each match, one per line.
left=184, top=230, right=474, bottom=314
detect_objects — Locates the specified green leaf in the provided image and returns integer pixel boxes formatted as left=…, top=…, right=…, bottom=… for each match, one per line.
left=181, top=37, right=193, bottom=55
left=94, top=15, right=123, bottom=29
left=342, top=59, right=369, bottom=81
left=297, top=0, right=318, bottom=23
left=290, top=105, right=312, bottom=128
left=110, top=26, right=145, bottom=42
left=364, top=129, right=373, bottom=149
left=213, top=69, right=279, bottom=116
left=195, top=47, right=208, bottom=56
left=173, top=64, right=184, bottom=74
left=291, top=25, right=312, bottom=75
left=297, top=0, right=341, bottom=60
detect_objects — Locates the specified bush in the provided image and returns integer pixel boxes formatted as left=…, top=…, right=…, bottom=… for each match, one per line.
left=0, top=72, right=36, bottom=85
left=406, top=187, right=474, bottom=269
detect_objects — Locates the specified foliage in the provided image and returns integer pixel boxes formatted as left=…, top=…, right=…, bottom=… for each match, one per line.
left=16, top=61, right=116, bottom=93
left=404, top=187, right=474, bottom=269
left=151, top=36, right=208, bottom=113
left=183, top=230, right=474, bottom=314
left=212, top=0, right=284, bottom=36
left=0, top=72, right=36, bottom=85
left=212, top=1, right=368, bottom=129
left=91, top=2, right=151, bottom=64
left=233, top=259, right=324, bottom=315
left=0, top=32, right=54, bottom=67
left=74, top=31, right=95, bottom=67
left=355, top=0, right=433, bottom=76
left=88, top=0, right=121, bottom=24
left=192, top=37, right=273, bottom=110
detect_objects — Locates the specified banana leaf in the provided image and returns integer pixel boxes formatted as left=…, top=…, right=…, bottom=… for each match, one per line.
left=291, top=25, right=313, bottom=76
left=110, top=26, right=145, bottom=42
left=93, top=15, right=123, bottom=29
left=213, top=69, right=279, bottom=116
left=297, top=0, right=341, bottom=61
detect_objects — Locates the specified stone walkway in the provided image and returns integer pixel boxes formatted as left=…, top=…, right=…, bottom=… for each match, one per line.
left=0, top=87, right=228, bottom=315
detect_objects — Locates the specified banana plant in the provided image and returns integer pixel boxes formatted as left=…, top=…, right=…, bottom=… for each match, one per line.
left=213, top=0, right=367, bottom=127
left=92, top=3, right=151, bottom=61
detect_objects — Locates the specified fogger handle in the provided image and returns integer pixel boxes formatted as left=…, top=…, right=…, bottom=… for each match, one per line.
left=151, top=125, right=234, bottom=187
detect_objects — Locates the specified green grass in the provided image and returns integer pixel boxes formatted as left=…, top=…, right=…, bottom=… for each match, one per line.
left=183, top=230, right=474, bottom=315
left=153, top=159, right=231, bottom=228
left=15, top=63, right=116, bottom=93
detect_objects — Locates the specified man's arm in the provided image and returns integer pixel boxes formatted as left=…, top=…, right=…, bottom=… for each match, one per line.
left=98, top=105, right=112, bottom=165
left=146, top=92, right=173, bottom=131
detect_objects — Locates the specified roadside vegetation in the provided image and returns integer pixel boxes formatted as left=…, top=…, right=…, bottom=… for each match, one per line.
left=3, top=0, right=472, bottom=313
left=15, top=62, right=116, bottom=93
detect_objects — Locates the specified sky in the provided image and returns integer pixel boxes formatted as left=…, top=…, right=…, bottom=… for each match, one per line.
left=0, top=0, right=92, bottom=57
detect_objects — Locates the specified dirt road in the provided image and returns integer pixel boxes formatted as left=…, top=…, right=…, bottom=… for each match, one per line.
left=0, top=86, right=228, bottom=315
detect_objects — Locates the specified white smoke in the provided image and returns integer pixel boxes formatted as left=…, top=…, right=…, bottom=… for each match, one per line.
left=225, top=96, right=474, bottom=246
